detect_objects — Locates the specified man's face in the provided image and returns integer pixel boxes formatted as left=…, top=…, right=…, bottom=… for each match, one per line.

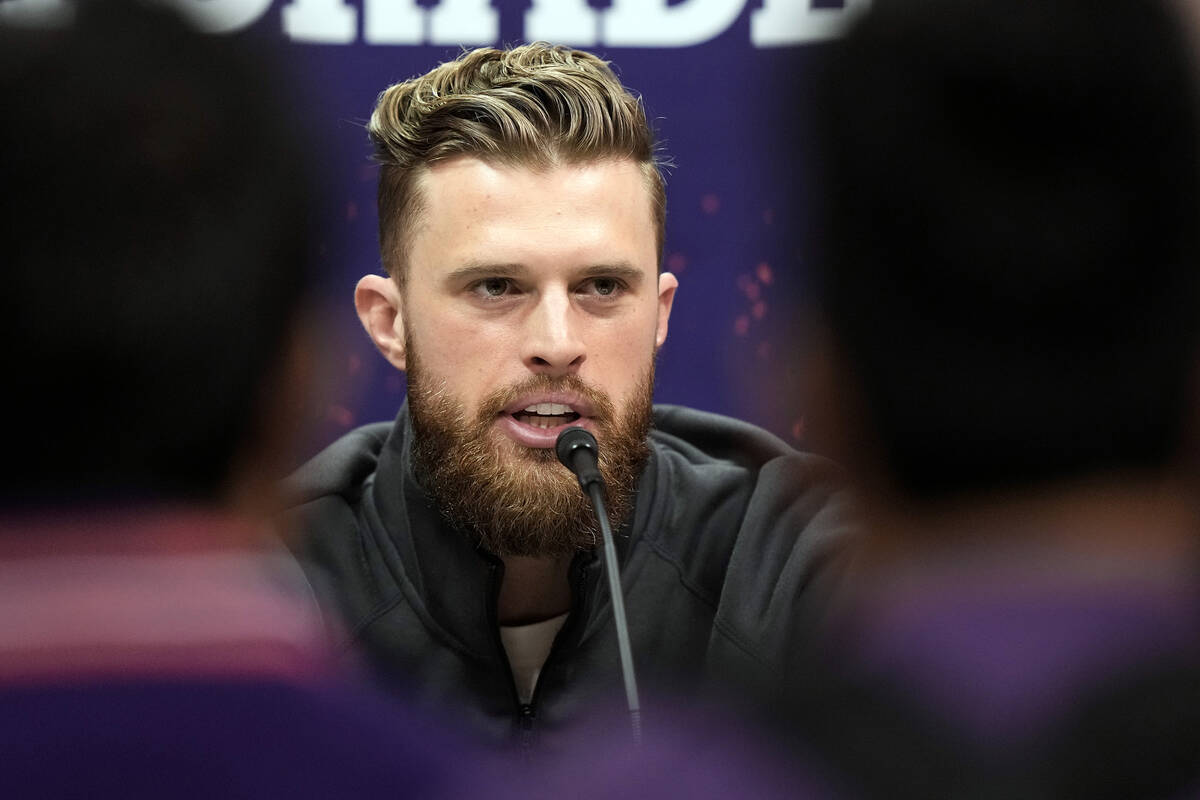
left=383, top=156, right=677, bottom=555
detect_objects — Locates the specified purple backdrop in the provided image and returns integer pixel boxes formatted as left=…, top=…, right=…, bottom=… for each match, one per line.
left=175, top=0, right=867, bottom=455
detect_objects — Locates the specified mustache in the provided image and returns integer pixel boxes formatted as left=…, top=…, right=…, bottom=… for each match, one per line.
left=475, top=373, right=616, bottom=425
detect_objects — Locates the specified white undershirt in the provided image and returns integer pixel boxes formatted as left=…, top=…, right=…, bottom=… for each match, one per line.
left=499, top=612, right=569, bottom=705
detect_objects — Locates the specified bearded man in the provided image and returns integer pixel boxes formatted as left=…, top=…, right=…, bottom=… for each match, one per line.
left=288, top=44, right=851, bottom=750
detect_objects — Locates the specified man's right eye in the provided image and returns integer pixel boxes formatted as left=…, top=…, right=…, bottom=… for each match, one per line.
left=471, top=277, right=512, bottom=298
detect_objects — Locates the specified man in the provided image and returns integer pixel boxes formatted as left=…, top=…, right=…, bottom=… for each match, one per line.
left=771, top=0, right=1200, bottom=794
left=288, top=44, right=851, bottom=749
left=0, top=4, right=471, bottom=796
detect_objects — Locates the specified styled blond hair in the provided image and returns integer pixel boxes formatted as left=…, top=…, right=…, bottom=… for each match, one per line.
left=368, top=43, right=666, bottom=283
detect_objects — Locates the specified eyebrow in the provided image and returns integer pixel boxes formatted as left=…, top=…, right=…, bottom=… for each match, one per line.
left=577, top=263, right=645, bottom=285
left=443, top=261, right=647, bottom=286
left=443, top=263, right=527, bottom=285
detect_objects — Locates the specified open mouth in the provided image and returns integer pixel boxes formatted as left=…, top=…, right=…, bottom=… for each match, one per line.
left=511, top=402, right=581, bottom=429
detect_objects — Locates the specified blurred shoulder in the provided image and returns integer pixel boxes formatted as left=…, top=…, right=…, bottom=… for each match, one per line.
left=284, top=421, right=395, bottom=508
left=649, top=404, right=844, bottom=493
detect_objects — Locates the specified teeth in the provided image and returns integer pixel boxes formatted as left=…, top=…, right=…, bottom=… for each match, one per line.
left=522, top=402, right=574, bottom=415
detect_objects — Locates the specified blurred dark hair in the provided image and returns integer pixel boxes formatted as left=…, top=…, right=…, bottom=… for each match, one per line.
left=0, top=1, right=318, bottom=503
left=810, top=0, right=1200, bottom=499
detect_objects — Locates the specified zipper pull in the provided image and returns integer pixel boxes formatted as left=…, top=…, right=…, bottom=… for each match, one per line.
left=518, top=704, right=537, bottom=760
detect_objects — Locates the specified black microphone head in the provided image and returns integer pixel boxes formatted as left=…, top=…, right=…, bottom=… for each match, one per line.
left=556, top=427, right=605, bottom=492
left=556, top=426, right=598, bottom=470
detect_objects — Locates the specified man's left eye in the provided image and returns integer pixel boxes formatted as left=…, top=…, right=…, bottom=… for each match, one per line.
left=585, top=278, right=622, bottom=296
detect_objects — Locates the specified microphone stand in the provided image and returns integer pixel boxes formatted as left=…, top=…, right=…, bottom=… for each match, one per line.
left=586, top=480, right=642, bottom=744
left=556, top=427, right=642, bottom=745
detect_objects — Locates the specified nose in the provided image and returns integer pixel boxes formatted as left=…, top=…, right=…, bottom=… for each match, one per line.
left=521, top=289, right=586, bottom=375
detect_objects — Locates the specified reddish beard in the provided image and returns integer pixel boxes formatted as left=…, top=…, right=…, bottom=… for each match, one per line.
left=406, top=354, right=653, bottom=558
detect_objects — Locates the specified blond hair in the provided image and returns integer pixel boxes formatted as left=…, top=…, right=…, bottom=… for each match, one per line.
left=368, top=43, right=666, bottom=283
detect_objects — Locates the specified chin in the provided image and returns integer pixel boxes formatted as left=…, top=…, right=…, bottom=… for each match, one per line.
left=489, top=427, right=558, bottom=464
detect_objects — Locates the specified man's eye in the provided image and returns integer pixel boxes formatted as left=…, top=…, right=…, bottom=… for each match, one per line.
left=585, top=278, right=622, bottom=297
left=473, top=278, right=511, bottom=298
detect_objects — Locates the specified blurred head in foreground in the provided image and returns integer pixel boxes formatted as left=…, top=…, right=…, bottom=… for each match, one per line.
left=0, top=8, right=482, bottom=799
left=774, top=6, right=1200, bottom=795
left=0, top=1, right=318, bottom=514
left=805, top=0, right=1200, bottom=510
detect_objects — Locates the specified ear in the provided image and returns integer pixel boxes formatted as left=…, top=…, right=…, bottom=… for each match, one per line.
left=355, top=274, right=407, bottom=371
left=654, top=271, right=679, bottom=348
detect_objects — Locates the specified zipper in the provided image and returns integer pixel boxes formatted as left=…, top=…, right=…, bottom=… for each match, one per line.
left=485, top=561, right=531, bottom=753
left=491, top=552, right=592, bottom=756
left=524, top=554, right=590, bottom=703
left=518, top=703, right=537, bottom=757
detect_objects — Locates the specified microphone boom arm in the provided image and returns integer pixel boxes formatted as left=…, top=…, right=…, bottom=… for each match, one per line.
left=556, top=427, right=642, bottom=744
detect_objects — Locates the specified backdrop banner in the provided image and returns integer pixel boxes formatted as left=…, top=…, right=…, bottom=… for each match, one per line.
left=1, top=0, right=865, bottom=450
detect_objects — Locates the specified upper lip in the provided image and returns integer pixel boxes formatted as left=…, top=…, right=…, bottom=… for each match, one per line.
left=502, top=391, right=595, bottom=418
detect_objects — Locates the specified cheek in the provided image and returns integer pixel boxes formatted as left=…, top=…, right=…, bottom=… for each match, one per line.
left=407, top=313, right=514, bottom=404
left=407, top=304, right=483, bottom=359
left=591, top=320, right=658, bottom=394
left=620, top=307, right=661, bottom=356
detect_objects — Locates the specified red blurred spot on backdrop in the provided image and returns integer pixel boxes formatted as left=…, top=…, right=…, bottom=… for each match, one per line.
left=757, top=340, right=771, bottom=359
left=763, top=208, right=774, bottom=225
left=734, top=315, right=750, bottom=337
left=348, top=354, right=362, bottom=375
left=737, top=273, right=762, bottom=300
left=791, top=418, right=806, bottom=441
left=700, top=193, right=720, bottom=215
left=346, top=201, right=358, bottom=221
left=756, top=262, right=774, bottom=285
left=752, top=301, right=767, bottom=320
left=327, top=404, right=355, bottom=428
left=667, top=252, right=688, bottom=273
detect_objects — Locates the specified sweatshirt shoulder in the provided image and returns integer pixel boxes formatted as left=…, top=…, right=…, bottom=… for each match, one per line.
left=650, top=404, right=839, bottom=481
left=648, top=406, right=857, bottom=678
left=284, top=421, right=394, bottom=507
left=644, top=404, right=848, bottom=564
left=642, top=404, right=852, bottom=601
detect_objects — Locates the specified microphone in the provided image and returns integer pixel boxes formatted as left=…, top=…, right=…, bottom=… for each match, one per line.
left=555, top=426, right=603, bottom=491
left=555, top=426, right=642, bottom=744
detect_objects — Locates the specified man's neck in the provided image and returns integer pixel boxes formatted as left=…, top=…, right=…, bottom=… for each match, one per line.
left=497, top=555, right=572, bottom=626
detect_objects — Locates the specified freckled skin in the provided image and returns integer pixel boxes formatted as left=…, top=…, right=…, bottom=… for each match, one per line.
left=384, top=156, right=678, bottom=454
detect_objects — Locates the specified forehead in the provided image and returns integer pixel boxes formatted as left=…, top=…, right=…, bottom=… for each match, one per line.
left=406, top=156, right=658, bottom=278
